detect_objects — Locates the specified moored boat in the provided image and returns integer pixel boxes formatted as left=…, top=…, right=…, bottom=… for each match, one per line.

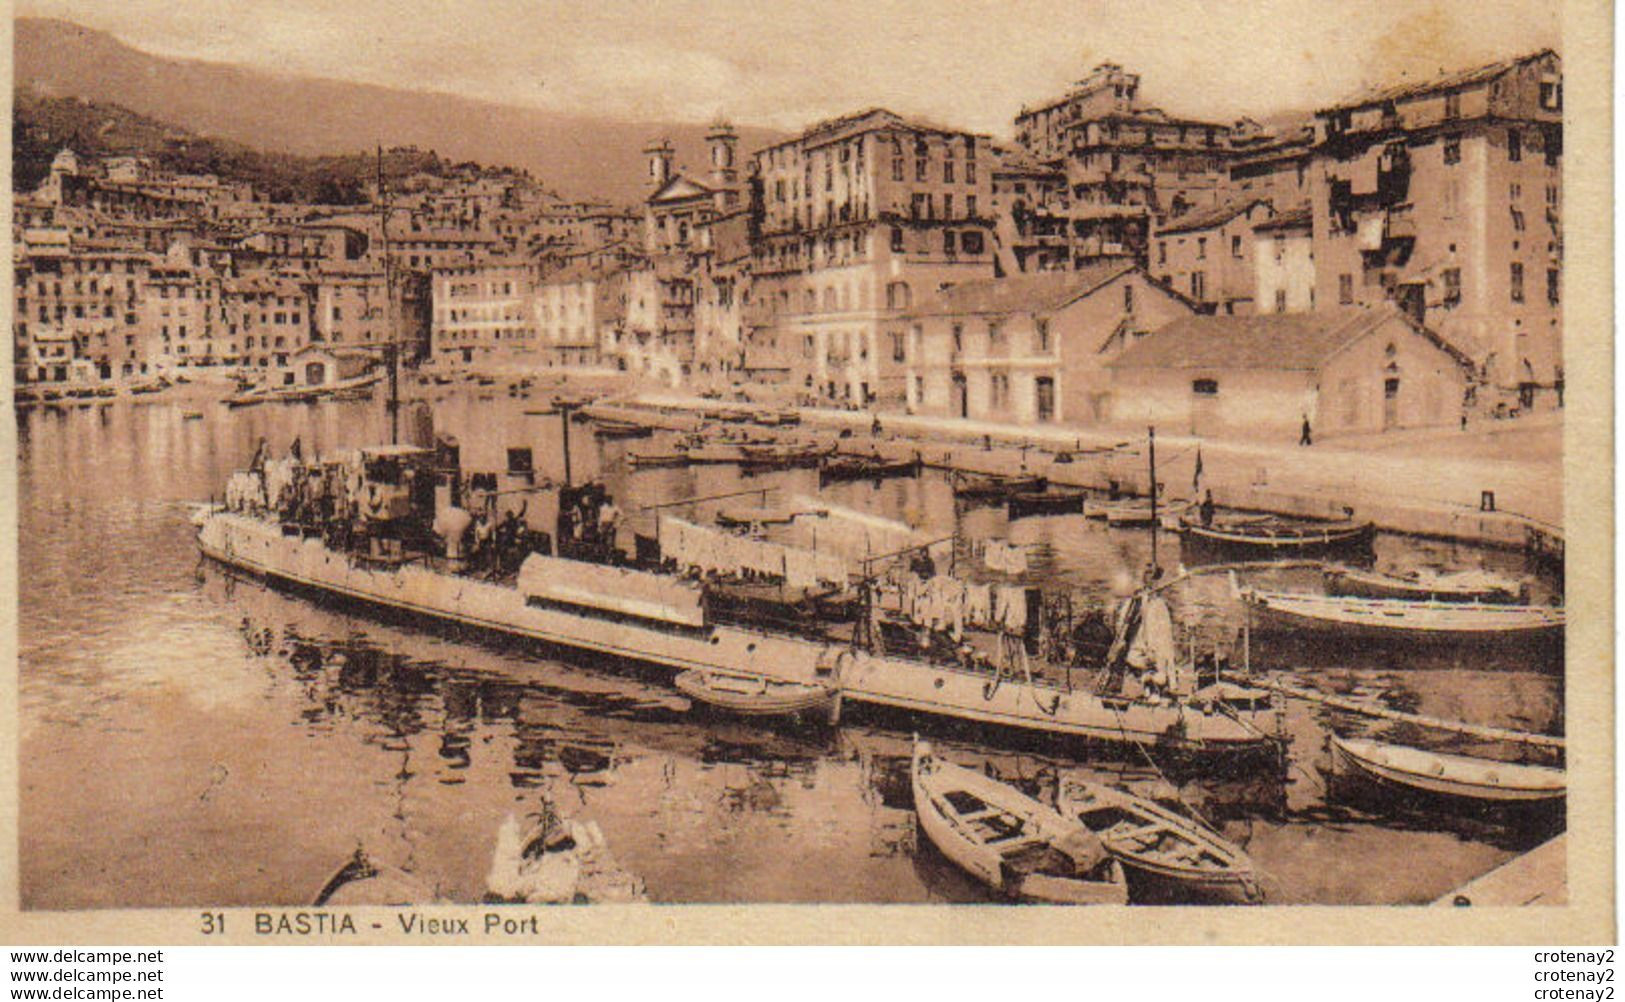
left=1056, top=777, right=1261, bottom=903
left=1237, top=587, right=1564, bottom=644
left=912, top=741, right=1127, bottom=905
left=1006, top=489, right=1089, bottom=520
left=674, top=669, right=835, bottom=718
left=1324, top=565, right=1524, bottom=604
left=818, top=454, right=922, bottom=485
left=1177, top=514, right=1376, bottom=557
left=591, top=418, right=655, bottom=440
left=1083, top=498, right=1158, bottom=527
left=313, top=849, right=442, bottom=906
left=950, top=471, right=1048, bottom=502
left=1329, top=734, right=1565, bottom=805
left=195, top=442, right=1283, bottom=763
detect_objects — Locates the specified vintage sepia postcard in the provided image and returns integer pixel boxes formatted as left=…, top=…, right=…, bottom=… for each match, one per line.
left=0, top=0, right=1611, bottom=947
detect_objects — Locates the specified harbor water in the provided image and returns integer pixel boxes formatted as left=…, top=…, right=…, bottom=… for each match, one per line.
left=18, top=393, right=1564, bottom=908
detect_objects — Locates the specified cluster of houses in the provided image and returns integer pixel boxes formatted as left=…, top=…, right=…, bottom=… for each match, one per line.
left=13, top=49, right=1562, bottom=440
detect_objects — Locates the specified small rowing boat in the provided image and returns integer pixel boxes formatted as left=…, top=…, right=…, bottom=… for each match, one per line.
left=819, top=455, right=922, bottom=485
left=674, top=669, right=836, bottom=718
left=313, top=849, right=442, bottom=906
left=486, top=812, right=647, bottom=904
left=1178, top=514, right=1376, bottom=557
left=738, top=442, right=831, bottom=472
left=591, top=418, right=654, bottom=440
left=1324, top=565, right=1524, bottom=604
left=1057, top=777, right=1261, bottom=903
left=950, top=471, right=1048, bottom=503
left=1083, top=499, right=1157, bottom=527
left=1237, top=587, right=1564, bottom=643
left=1329, top=735, right=1565, bottom=805
left=627, top=450, right=692, bottom=469
left=1007, top=489, right=1089, bottom=520
left=911, top=741, right=1127, bottom=905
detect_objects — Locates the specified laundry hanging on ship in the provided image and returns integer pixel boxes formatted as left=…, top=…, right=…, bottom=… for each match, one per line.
left=980, top=538, right=1029, bottom=575
left=659, top=516, right=847, bottom=592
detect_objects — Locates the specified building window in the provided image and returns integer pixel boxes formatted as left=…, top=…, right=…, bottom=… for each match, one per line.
left=1192, top=378, right=1219, bottom=396
left=1547, top=268, right=1560, bottom=306
left=890, top=227, right=905, bottom=253
left=1338, top=273, right=1354, bottom=304
left=911, top=194, right=928, bottom=219
left=1191, top=272, right=1206, bottom=300
left=916, top=158, right=928, bottom=181
left=1196, top=237, right=1207, bottom=260
left=1157, top=241, right=1166, bottom=265
left=1231, top=235, right=1242, bottom=258
left=966, top=196, right=977, bottom=218
left=1036, top=319, right=1051, bottom=352
left=1511, top=208, right=1526, bottom=232
left=943, top=231, right=956, bottom=255
left=891, top=331, right=906, bottom=362
left=1540, top=80, right=1562, bottom=111
left=1123, top=284, right=1134, bottom=313
left=988, top=322, right=1003, bottom=347
left=944, top=161, right=955, bottom=183
left=961, top=231, right=984, bottom=255
left=1508, top=129, right=1522, bottom=162
left=1443, top=136, right=1461, bottom=165
left=1275, top=289, right=1288, bottom=313
left=1444, top=92, right=1461, bottom=119
left=892, top=159, right=904, bottom=181
left=1510, top=262, right=1524, bottom=303
left=943, top=195, right=954, bottom=218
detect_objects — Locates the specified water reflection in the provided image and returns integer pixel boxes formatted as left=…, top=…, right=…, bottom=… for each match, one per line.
left=18, top=396, right=1563, bottom=908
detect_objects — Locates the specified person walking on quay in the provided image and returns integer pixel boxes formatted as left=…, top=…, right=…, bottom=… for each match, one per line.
left=1299, top=414, right=1313, bottom=447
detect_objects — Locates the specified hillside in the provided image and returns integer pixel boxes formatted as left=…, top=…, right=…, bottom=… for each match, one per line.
left=13, top=92, right=532, bottom=203
left=15, top=17, right=784, bottom=204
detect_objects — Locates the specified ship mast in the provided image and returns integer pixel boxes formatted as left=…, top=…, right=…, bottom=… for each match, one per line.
left=1148, top=425, right=1158, bottom=570
left=377, top=143, right=400, bottom=445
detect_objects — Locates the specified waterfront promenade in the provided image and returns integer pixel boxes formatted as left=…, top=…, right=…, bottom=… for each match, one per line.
left=609, top=390, right=1564, bottom=549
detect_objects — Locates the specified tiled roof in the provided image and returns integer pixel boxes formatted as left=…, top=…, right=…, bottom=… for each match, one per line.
left=909, top=261, right=1138, bottom=318
left=1107, top=306, right=1419, bottom=371
left=1253, top=204, right=1313, bottom=232
left=1158, top=199, right=1270, bottom=236
left=1318, top=49, right=1558, bottom=115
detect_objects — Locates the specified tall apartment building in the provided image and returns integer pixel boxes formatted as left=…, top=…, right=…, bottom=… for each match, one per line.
left=1309, top=49, right=1562, bottom=408
left=750, top=108, right=997, bottom=405
left=1012, top=63, right=1234, bottom=266
left=429, top=260, right=537, bottom=368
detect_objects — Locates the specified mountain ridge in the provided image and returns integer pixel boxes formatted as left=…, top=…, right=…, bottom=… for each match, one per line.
left=14, top=16, right=785, bottom=204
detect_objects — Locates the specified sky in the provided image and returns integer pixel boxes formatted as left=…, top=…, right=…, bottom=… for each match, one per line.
left=15, top=0, right=1562, bottom=137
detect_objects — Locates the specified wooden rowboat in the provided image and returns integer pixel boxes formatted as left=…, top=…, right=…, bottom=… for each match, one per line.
left=818, top=455, right=921, bottom=485
left=313, top=849, right=441, bottom=906
left=1330, top=735, right=1565, bottom=805
left=1007, top=489, right=1089, bottom=520
left=1178, top=515, right=1375, bottom=556
left=674, top=669, right=835, bottom=718
left=624, top=454, right=689, bottom=467
left=912, top=741, right=1127, bottom=905
left=1238, top=587, right=1564, bottom=643
left=591, top=418, right=654, bottom=439
left=950, top=471, right=1048, bottom=502
left=1057, top=778, right=1261, bottom=904
left=1323, top=565, right=1524, bottom=604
